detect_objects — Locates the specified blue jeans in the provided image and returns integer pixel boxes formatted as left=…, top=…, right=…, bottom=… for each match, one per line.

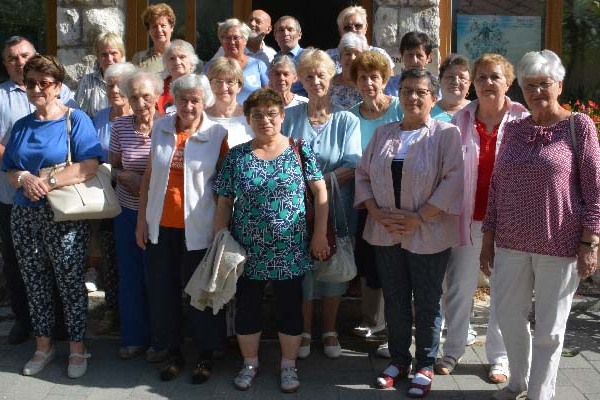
left=374, top=245, right=449, bottom=370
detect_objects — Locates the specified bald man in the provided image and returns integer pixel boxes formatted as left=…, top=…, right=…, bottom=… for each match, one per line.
left=211, top=9, right=276, bottom=65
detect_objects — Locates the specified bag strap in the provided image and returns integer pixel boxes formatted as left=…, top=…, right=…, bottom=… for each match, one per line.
left=329, top=172, right=350, bottom=236
left=65, top=108, right=73, bottom=166
left=289, top=137, right=305, bottom=177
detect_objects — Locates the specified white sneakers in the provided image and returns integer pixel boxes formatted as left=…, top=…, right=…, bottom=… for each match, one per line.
left=23, top=347, right=56, bottom=376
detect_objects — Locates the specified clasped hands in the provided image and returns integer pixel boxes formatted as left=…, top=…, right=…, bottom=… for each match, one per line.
left=369, top=206, right=421, bottom=237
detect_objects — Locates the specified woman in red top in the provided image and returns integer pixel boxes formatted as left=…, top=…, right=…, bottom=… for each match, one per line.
left=157, top=40, right=199, bottom=115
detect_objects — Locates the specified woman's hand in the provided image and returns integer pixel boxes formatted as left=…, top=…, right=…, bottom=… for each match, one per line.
left=367, top=204, right=405, bottom=236
left=577, top=245, right=598, bottom=278
left=397, top=210, right=421, bottom=235
left=117, top=170, right=142, bottom=195
left=135, top=218, right=148, bottom=250
left=310, top=231, right=331, bottom=261
left=22, top=173, right=50, bottom=201
left=479, top=230, right=496, bottom=277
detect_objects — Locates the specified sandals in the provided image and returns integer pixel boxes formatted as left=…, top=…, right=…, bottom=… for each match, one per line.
left=434, top=355, right=460, bottom=375
left=280, top=367, right=300, bottom=393
left=23, top=347, right=56, bottom=376
left=233, top=364, right=259, bottom=390
left=408, top=368, right=434, bottom=398
left=67, top=351, right=91, bottom=379
left=489, top=361, right=510, bottom=384
left=298, top=333, right=311, bottom=359
left=375, top=362, right=411, bottom=389
left=322, top=332, right=342, bottom=359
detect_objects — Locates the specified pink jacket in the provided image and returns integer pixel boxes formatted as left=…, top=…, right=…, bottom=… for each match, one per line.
left=354, top=118, right=464, bottom=254
left=451, top=97, right=529, bottom=245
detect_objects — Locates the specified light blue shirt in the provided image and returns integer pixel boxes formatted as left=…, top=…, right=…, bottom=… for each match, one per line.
left=276, top=45, right=307, bottom=97
left=430, top=103, right=453, bottom=123
left=282, top=103, right=361, bottom=234
left=0, top=80, right=76, bottom=204
left=349, top=96, right=404, bottom=150
left=92, top=106, right=112, bottom=163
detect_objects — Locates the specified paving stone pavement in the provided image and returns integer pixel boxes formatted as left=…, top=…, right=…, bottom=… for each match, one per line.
left=0, top=294, right=598, bottom=399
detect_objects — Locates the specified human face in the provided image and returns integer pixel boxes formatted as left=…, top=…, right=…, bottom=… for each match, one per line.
left=521, top=76, right=562, bottom=112
left=3, top=40, right=35, bottom=84
left=98, top=45, right=123, bottom=74
left=176, top=89, right=204, bottom=125
left=148, top=16, right=173, bottom=47
left=473, top=63, right=510, bottom=102
left=340, top=14, right=367, bottom=36
left=247, top=10, right=272, bottom=40
left=300, top=67, right=331, bottom=99
left=25, top=70, right=61, bottom=109
left=356, top=69, right=385, bottom=100
left=209, top=73, right=241, bottom=104
left=166, top=47, right=193, bottom=79
left=247, top=105, right=284, bottom=138
left=401, top=46, right=431, bottom=70
left=268, top=64, right=296, bottom=94
left=399, top=77, right=437, bottom=121
left=440, top=65, right=471, bottom=102
left=220, top=26, right=247, bottom=58
left=106, top=76, right=127, bottom=108
left=274, top=18, right=301, bottom=53
left=340, top=48, right=362, bottom=72
left=128, top=79, right=157, bottom=119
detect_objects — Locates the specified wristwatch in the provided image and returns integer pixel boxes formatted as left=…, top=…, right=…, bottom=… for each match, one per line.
left=580, top=240, right=599, bottom=249
left=48, top=176, right=58, bottom=189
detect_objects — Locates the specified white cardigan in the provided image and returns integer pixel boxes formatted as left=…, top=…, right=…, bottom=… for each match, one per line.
left=146, top=113, right=227, bottom=250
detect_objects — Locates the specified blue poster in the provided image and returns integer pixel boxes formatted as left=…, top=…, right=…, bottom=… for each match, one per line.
left=456, top=14, right=542, bottom=67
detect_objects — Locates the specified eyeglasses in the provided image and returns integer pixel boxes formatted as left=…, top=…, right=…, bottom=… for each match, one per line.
left=524, top=80, right=555, bottom=92
left=343, top=23, right=364, bottom=32
left=25, top=79, right=57, bottom=90
left=443, top=75, right=470, bottom=84
left=399, top=88, right=431, bottom=98
left=220, top=35, right=245, bottom=42
left=210, top=78, right=239, bottom=88
left=250, top=110, right=281, bottom=120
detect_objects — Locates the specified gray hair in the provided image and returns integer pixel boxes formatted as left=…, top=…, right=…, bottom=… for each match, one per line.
left=517, top=50, right=565, bottom=87
left=3, top=36, right=34, bottom=59
left=119, top=70, right=163, bottom=98
left=269, top=55, right=297, bottom=75
left=337, top=32, right=369, bottom=54
left=336, top=6, right=367, bottom=29
left=217, top=18, right=251, bottom=40
left=275, top=16, right=302, bottom=34
left=170, top=73, right=215, bottom=107
left=104, top=62, right=136, bottom=81
left=399, top=68, right=440, bottom=96
left=162, top=39, right=200, bottom=75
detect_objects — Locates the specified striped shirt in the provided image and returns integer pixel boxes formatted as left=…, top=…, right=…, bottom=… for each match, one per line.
left=109, top=115, right=152, bottom=210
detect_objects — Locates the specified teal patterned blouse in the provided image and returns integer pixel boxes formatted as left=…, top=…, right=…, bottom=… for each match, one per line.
left=213, top=141, right=323, bottom=280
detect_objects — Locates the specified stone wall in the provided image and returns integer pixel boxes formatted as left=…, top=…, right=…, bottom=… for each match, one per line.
left=57, top=0, right=125, bottom=88
left=372, top=0, right=440, bottom=74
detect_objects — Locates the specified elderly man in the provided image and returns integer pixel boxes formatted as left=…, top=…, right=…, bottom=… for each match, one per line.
left=274, top=15, right=306, bottom=97
left=211, top=9, right=276, bottom=65
left=326, top=5, right=394, bottom=75
left=0, top=36, right=76, bottom=344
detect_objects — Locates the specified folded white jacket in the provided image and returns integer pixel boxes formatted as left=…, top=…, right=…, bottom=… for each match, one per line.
left=185, top=228, right=246, bottom=314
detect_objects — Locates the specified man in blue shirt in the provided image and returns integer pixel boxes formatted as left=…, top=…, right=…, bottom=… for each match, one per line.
left=274, top=16, right=307, bottom=97
left=0, top=36, right=76, bottom=344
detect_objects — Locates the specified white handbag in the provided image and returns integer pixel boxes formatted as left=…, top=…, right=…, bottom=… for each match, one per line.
left=314, top=173, right=357, bottom=283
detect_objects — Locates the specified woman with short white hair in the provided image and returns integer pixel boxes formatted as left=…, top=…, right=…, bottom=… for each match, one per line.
left=330, top=32, right=369, bottom=110
left=268, top=55, right=308, bottom=108
left=481, top=50, right=600, bottom=400
left=157, top=39, right=200, bottom=114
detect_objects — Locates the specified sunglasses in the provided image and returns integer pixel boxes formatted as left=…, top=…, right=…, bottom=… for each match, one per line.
left=343, top=23, right=364, bottom=32
left=25, top=79, right=57, bottom=90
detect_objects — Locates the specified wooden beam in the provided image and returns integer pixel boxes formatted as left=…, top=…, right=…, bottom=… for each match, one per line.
left=47, top=0, right=57, bottom=55
left=545, top=0, right=563, bottom=56
left=233, top=0, right=252, bottom=21
left=438, top=0, right=452, bottom=60
left=185, top=1, right=196, bottom=46
left=125, top=0, right=140, bottom=60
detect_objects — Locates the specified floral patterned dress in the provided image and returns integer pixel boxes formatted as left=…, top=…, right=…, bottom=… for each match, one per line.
left=213, top=141, right=323, bottom=280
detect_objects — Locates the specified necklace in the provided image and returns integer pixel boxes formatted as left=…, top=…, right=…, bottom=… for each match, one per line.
left=133, top=115, right=151, bottom=144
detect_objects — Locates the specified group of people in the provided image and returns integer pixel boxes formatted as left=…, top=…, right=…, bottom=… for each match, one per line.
left=0, top=3, right=598, bottom=400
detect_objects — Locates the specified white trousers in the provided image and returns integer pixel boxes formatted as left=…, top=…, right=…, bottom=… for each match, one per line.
left=442, top=221, right=507, bottom=364
left=493, top=247, right=579, bottom=400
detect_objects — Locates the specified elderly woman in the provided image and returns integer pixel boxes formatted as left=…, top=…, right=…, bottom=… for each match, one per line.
left=214, top=88, right=329, bottom=393
left=157, top=39, right=199, bottom=114
left=132, top=3, right=175, bottom=73
left=268, top=55, right=308, bottom=108
left=326, top=5, right=394, bottom=75
left=90, top=61, right=136, bottom=335
left=1, top=55, right=102, bottom=378
left=355, top=69, right=463, bottom=398
left=214, top=18, right=269, bottom=104
left=435, top=54, right=529, bottom=384
left=205, top=57, right=254, bottom=147
left=109, top=70, right=162, bottom=360
left=431, top=54, right=471, bottom=122
left=75, top=32, right=125, bottom=118
left=330, top=32, right=369, bottom=110
left=282, top=48, right=361, bottom=360
left=481, top=50, right=600, bottom=400
left=348, top=50, right=403, bottom=344
left=136, top=74, right=227, bottom=384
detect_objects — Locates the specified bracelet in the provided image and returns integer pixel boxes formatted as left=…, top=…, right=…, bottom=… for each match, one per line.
left=16, top=171, right=29, bottom=188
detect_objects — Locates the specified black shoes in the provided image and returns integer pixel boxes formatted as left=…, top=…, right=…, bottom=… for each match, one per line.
left=8, top=320, right=31, bottom=345
left=159, top=354, right=185, bottom=381
left=191, top=360, right=213, bottom=384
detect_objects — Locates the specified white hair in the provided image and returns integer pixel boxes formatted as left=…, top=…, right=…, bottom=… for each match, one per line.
left=104, top=62, right=136, bottom=81
left=336, top=5, right=367, bottom=29
left=119, top=70, right=163, bottom=98
left=517, top=50, right=566, bottom=87
left=217, top=18, right=251, bottom=40
left=337, top=32, right=369, bottom=54
left=162, top=39, right=200, bottom=77
left=170, top=74, right=215, bottom=108
left=269, top=55, right=297, bottom=75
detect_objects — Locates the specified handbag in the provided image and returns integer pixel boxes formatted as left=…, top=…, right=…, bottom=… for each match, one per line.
left=314, top=173, right=357, bottom=283
left=39, top=109, right=122, bottom=222
left=289, top=138, right=336, bottom=260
